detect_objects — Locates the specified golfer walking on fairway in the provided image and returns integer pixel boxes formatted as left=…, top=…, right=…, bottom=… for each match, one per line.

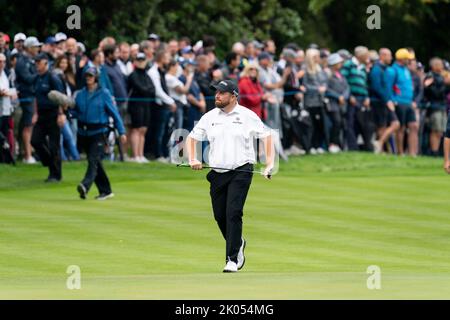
left=186, top=80, right=274, bottom=273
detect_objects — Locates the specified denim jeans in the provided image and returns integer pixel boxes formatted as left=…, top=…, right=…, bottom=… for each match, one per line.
left=61, top=120, right=80, bottom=161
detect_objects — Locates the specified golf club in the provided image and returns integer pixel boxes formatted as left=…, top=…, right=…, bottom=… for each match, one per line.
left=176, top=163, right=272, bottom=179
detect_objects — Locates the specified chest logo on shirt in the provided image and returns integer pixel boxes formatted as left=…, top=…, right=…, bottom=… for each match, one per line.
left=232, top=117, right=243, bottom=124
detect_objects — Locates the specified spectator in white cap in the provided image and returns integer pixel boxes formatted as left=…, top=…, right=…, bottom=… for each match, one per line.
left=13, top=33, right=26, bottom=53
left=55, top=32, right=67, bottom=51
left=148, top=33, right=160, bottom=50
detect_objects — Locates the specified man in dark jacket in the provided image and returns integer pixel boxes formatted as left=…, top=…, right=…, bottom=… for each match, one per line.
left=16, top=36, right=40, bottom=163
left=74, top=67, right=126, bottom=200
left=30, top=53, right=66, bottom=182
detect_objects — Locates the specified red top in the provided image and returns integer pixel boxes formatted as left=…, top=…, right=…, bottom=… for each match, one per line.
left=238, top=76, right=265, bottom=119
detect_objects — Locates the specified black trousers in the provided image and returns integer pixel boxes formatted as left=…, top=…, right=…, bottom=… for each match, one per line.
left=346, top=101, right=374, bottom=151
left=327, top=110, right=343, bottom=146
left=207, top=163, right=253, bottom=263
left=31, top=113, right=62, bottom=179
left=309, top=107, right=326, bottom=149
left=77, top=133, right=111, bottom=194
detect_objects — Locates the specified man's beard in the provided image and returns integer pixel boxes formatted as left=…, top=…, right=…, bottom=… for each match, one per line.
left=215, top=99, right=228, bottom=108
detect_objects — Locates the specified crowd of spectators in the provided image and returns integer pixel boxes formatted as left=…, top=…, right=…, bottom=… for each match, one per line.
left=1, top=30, right=450, bottom=167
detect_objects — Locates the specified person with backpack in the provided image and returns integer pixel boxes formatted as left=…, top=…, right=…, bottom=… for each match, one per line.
left=385, top=48, right=417, bottom=156
left=30, top=53, right=66, bottom=182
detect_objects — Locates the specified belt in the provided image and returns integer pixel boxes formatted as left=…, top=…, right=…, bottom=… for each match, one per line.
left=78, top=122, right=107, bottom=131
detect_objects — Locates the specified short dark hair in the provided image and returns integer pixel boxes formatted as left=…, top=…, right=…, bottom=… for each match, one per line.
left=225, top=52, right=239, bottom=65
left=103, top=44, right=117, bottom=58
left=90, top=49, right=101, bottom=61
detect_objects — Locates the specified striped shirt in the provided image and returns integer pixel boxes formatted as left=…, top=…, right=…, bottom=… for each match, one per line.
left=341, top=57, right=368, bottom=97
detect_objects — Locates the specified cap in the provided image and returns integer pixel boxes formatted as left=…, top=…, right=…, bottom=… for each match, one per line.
left=84, top=67, right=98, bottom=77
left=258, top=52, right=272, bottom=61
left=179, top=57, right=197, bottom=67
left=24, top=36, right=42, bottom=48
left=55, top=32, right=67, bottom=43
left=77, top=42, right=86, bottom=53
left=3, top=34, right=10, bottom=43
left=337, top=49, right=351, bottom=60
left=148, top=33, right=160, bottom=41
left=34, top=53, right=49, bottom=62
left=181, top=45, right=194, bottom=54
left=45, top=36, right=57, bottom=45
left=395, top=48, right=414, bottom=60
left=14, top=33, right=26, bottom=43
left=210, top=80, right=239, bottom=96
left=327, top=53, right=344, bottom=66
left=136, top=52, right=146, bottom=60
left=252, top=40, right=264, bottom=49
left=282, top=48, right=298, bottom=59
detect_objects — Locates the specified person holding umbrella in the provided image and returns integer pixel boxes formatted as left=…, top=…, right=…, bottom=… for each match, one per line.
left=186, top=79, right=274, bottom=273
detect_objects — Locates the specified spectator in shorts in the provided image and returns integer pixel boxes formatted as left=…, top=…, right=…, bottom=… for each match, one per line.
left=369, top=48, right=400, bottom=154
left=385, top=48, right=417, bottom=156
left=0, top=53, right=17, bottom=163
left=16, top=36, right=41, bottom=163
left=127, top=52, right=155, bottom=163
left=423, top=57, right=450, bottom=156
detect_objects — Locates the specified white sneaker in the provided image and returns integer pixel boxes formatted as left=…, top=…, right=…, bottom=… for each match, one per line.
left=127, top=157, right=139, bottom=163
left=309, top=148, right=317, bottom=155
left=237, top=238, right=246, bottom=270
left=223, top=260, right=238, bottom=273
left=317, top=147, right=325, bottom=154
left=374, top=140, right=383, bottom=154
left=156, top=157, right=169, bottom=164
left=139, top=156, right=150, bottom=163
left=289, top=145, right=304, bottom=156
left=23, top=156, right=37, bottom=164
left=95, top=192, right=115, bottom=201
left=329, top=145, right=341, bottom=154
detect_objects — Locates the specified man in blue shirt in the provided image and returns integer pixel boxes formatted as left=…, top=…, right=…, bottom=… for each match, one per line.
left=368, top=48, right=400, bottom=153
left=384, top=48, right=418, bottom=156
left=30, top=53, right=66, bottom=182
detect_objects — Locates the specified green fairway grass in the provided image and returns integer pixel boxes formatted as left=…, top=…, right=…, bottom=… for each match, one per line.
left=0, top=153, right=449, bottom=299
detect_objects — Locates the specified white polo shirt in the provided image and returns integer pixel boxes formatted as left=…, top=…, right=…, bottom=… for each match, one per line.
left=188, top=103, right=271, bottom=172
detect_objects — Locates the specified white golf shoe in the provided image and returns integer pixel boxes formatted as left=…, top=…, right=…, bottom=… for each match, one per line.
left=223, top=260, right=238, bottom=273
left=237, top=238, right=246, bottom=270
